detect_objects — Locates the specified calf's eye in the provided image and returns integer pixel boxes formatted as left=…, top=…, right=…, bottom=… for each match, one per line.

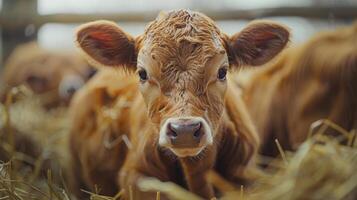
left=138, top=69, right=148, bottom=82
left=217, top=67, right=227, bottom=81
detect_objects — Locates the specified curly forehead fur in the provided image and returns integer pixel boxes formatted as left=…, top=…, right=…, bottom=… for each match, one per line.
left=143, top=10, right=224, bottom=52
left=140, top=10, right=227, bottom=93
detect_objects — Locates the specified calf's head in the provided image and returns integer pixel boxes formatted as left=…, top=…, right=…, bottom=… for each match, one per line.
left=76, top=10, right=289, bottom=157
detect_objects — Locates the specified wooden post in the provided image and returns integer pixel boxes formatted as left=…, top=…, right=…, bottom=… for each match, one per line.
left=1, top=0, right=38, bottom=66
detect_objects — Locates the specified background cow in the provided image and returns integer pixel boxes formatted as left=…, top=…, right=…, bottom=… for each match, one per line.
left=70, top=10, right=289, bottom=199
left=242, top=22, right=357, bottom=157
left=0, top=42, right=96, bottom=108
left=0, top=42, right=97, bottom=177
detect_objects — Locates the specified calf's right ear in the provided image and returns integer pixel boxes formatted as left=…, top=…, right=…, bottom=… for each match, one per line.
left=75, top=20, right=138, bottom=70
left=228, top=21, right=290, bottom=67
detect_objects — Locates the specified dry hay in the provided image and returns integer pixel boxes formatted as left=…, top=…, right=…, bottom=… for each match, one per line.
left=0, top=86, right=72, bottom=199
left=0, top=86, right=356, bottom=200
left=0, top=87, right=125, bottom=200
left=227, top=136, right=357, bottom=200
left=138, top=123, right=357, bottom=200
left=0, top=86, right=69, bottom=163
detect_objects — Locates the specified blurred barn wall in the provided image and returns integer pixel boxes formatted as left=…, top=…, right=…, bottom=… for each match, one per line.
left=1, top=0, right=357, bottom=68
left=0, top=0, right=38, bottom=68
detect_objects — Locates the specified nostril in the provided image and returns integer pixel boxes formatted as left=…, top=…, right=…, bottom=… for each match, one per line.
left=191, top=122, right=202, bottom=132
left=193, top=130, right=201, bottom=138
left=168, top=130, right=178, bottom=138
left=167, top=122, right=178, bottom=138
left=193, top=122, right=203, bottom=138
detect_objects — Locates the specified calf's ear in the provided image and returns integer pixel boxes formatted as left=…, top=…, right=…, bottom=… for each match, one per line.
left=228, top=21, right=290, bottom=66
left=75, top=20, right=138, bottom=69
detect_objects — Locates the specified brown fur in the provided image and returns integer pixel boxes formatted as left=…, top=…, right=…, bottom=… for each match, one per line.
left=243, top=23, right=357, bottom=156
left=0, top=42, right=96, bottom=108
left=70, top=10, right=289, bottom=199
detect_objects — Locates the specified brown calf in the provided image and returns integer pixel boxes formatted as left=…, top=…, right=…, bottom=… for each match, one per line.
left=243, top=23, right=357, bottom=157
left=0, top=42, right=96, bottom=108
left=70, top=9, right=289, bottom=199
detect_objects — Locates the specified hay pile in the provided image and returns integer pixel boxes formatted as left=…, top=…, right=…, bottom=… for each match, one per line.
left=0, top=87, right=70, bottom=163
left=0, top=87, right=71, bottom=199
left=139, top=127, right=357, bottom=200
left=227, top=135, right=357, bottom=200
left=0, top=88, right=123, bottom=200
left=0, top=87, right=356, bottom=200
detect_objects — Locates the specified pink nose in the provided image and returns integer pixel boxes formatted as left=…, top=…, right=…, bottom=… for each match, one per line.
left=166, top=119, right=204, bottom=148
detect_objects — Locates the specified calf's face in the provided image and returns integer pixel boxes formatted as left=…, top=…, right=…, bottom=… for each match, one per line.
left=76, top=10, right=289, bottom=157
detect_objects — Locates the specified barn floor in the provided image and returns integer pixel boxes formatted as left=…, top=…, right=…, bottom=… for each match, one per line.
left=0, top=93, right=356, bottom=200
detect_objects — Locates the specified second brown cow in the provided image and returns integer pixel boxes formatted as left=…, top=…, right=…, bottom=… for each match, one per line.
left=0, top=42, right=96, bottom=108
left=70, top=10, right=289, bottom=199
left=243, top=22, right=357, bottom=156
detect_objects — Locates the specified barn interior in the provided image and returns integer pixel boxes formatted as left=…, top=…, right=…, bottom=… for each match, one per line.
left=0, top=0, right=356, bottom=200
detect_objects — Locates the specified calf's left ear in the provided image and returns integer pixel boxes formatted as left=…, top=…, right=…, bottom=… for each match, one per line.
left=228, top=21, right=290, bottom=66
left=75, top=20, right=138, bottom=70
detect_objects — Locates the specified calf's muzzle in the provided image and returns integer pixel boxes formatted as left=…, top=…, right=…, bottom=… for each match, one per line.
left=159, top=117, right=213, bottom=157
left=167, top=118, right=204, bottom=148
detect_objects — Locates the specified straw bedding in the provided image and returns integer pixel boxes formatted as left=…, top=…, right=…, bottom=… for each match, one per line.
left=0, top=88, right=356, bottom=200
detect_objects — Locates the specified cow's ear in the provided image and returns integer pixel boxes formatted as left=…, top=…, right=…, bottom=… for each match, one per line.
left=76, top=20, right=138, bottom=69
left=228, top=21, right=290, bottom=67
